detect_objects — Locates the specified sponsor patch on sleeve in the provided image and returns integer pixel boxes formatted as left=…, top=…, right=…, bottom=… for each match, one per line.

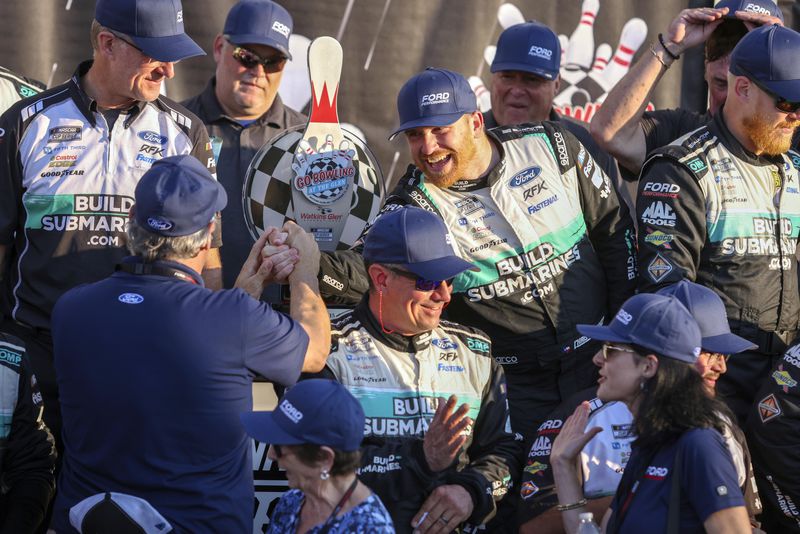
left=647, top=254, right=673, bottom=283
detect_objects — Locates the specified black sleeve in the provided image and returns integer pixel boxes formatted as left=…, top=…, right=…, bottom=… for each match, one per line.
left=184, top=106, right=221, bottom=248
left=517, top=387, right=598, bottom=523
left=636, top=156, right=706, bottom=292
left=443, top=361, right=522, bottom=525
left=570, top=133, right=638, bottom=316
left=0, top=346, right=56, bottom=534
left=641, top=108, right=705, bottom=158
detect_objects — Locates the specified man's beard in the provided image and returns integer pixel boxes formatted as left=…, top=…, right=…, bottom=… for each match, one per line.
left=743, top=112, right=799, bottom=156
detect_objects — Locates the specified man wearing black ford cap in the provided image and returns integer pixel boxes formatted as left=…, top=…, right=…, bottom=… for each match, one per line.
left=311, top=67, right=636, bottom=447
left=49, top=155, right=330, bottom=532
left=183, top=0, right=306, bottom=289
left=636, top=24, right=800, bottom=426
left=0, top=0, right=221, bottom=455
left=317, top=206, right=519, bottom=532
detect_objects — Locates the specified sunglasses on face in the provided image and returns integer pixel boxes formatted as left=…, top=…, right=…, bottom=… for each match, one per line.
left=745, top=73, right=800, bottom=114
left=386, top=266, right=454, bottom=291
left=108, top=30, right=156, bottom=64
left=703, top=352, right=730, bottom=365
left=601, top=343, right=639, bottom=361
left=228, top=40, right=287, bottom=73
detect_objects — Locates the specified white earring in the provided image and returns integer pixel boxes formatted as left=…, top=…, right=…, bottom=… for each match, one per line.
left=320, top=469, right=330, bottom=480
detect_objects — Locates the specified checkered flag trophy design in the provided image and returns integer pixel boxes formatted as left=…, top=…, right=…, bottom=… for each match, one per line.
left=243, top=36, right=384, bottom=251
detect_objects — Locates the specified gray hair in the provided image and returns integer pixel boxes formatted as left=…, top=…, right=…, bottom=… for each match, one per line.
left=127, top=217, right=211, bottom=262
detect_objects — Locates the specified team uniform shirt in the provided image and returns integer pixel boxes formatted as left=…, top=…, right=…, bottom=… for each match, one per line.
left=636, top=112, right=800, bottom=353
left=608, top=428, right=744, bottom=533
left=322, top=298, right=519, bottom=532
left=183, top=81, right=305, bottom=289
left=519, top=387, right=634, bottom=523
left=267, top=490, right=395, bottom=534
left=0, top=66, right=45, bottom=115
left=746, top=341, right=800, bottom=532
left=0, top=61, right=218, bottom=332
left=49, top=258, right=309, bottom=533
left=320, top=122, right=637, bottom=440
left=484, top=108, right=620, bottom=186
left=0, top=333, right=55, bottom=531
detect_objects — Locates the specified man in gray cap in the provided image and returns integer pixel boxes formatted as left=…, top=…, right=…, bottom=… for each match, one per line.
left=636, top=24, right=800, bottom=425
left=486, top=21, right=618, bottom=185
left=0, top=0, right=218, bottom=454
left=183, top=0, right=306, bottom=289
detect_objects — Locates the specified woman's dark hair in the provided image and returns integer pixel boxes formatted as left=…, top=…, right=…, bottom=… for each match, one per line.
left=291, top=444, right=362, bottom=477
left=632, top=347, right=733, bottom=451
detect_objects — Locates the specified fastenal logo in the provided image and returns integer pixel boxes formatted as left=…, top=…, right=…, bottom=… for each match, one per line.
left=420, top=92, right=450, bottom=106
left=272, top=20, right=290, bottom=37
left=118, top=293, right=144, bottom=304
left=279, top=399, right=303, bottom=423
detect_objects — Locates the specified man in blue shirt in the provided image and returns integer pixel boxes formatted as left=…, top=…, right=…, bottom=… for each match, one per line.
left=49, top=155, right=330, bottom=532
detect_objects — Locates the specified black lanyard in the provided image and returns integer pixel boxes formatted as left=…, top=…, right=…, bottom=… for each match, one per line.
left=323, top=476, right=359, bottom=527
left=116, top=262, right=199, bottom=285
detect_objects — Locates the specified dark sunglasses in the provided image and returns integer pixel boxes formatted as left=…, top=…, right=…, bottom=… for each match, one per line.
left=387, top=266, right=454, bottom=291
left=745, top=72, right=800, bottom=114
left=228, top=40, right=287, bottom=73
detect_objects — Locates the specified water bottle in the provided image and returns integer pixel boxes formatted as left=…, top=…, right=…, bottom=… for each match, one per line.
left=576, top=512, right=601, bottom=534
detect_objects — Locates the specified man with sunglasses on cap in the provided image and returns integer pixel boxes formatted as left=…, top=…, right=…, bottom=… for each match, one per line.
left=635, top=24, right=800, bottom=427
left=184, top=0, right=306, bottom=290
left=49, top=155, right=330, bottom=533
left=0, top=0, right=220, bottom=456
left=311, top=68, right=636, bottom=448
left=518, top=279, right=761, bottom=533
left=592, top=1, right=787, bottom=177
left=315, top=206, right=518, bottom=533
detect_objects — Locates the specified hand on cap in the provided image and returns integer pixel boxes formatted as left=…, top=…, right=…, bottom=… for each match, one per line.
left=281, top=221, right=321, bottom=283
left=423, top=395, right=471, bottom=472
left=550, top=401, right=602, bottom=469
left=734, top=10, right=783, bottom=31
left=665, top=7, right=728, bottom=54
left=411, top=484, right=474, bottom=534
left=235, top=227, right=298, bottom=296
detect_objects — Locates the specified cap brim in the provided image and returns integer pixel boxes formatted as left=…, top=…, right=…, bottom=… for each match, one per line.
left=388, top=113, right=469, bottom=141
left=133, top=34, right=206, bottom=63
left=490, top=62, right=558, bottom=80
left=226, top=34, right=292, bottom=60
left=761, top=78, right=800, bottom=104
left=701, top=332, right=757, bottom=355
left=240, top=411, right=305, bottom=445
left=576, top=323, right=633, bottom=344
left=404, top=256, right=479, bottom=281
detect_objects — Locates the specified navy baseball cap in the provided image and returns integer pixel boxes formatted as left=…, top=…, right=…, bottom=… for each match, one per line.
left=95, top=0, right=205, bottom=63
left=716, top=0, right=783, bottom=22
left=134, top=155, right=226, bottom=237
left=491, top=21, right=561, bottom=80
left=730, top=24, right=800, bottom=102
left=363, top=206, right=478, bottom=281
left=577, top=293, right=702, bottom=364
left=389, top=68, right=478, bottom=140
left=70, top=492, right=171, bottom=533
left=240, top=379, right=365, bottom=451
left=224, top=0, right=293, bottom=59
left=657, top=280, right=757, bottom=355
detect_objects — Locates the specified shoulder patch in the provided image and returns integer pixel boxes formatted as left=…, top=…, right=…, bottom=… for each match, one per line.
left=488, top=122, right=546, bottom=142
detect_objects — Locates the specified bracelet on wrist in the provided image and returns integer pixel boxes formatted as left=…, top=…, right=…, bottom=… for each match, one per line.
left=658, top=33, right=680, bottom=61
left=556, top=498, right=588, bottom=511
left=650, top=43, right=672, bottom=69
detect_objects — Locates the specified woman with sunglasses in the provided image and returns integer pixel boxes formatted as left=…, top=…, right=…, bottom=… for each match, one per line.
left=241, top=379, right=394, bottom=533
left=549, top=293, right=751, bottom=534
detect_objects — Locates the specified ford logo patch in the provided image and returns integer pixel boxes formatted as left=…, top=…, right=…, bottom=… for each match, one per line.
left=138, top=131, right=168, bottom=145
left=118, top=293, right=144, bottom=304
left=147, top=217, right=173, bottom=231
left=509, top=166, right=542, bottom=188
left=432, top=338, right=458, bottom=350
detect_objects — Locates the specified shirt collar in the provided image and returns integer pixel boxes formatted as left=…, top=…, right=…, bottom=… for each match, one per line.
left=353, top=295, right=433, bottom=352
left=201, top=77, right=289, bottom=128
left=709, top=108, right=785, bottom=167
left=70, top=60, right=145, bottom=128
